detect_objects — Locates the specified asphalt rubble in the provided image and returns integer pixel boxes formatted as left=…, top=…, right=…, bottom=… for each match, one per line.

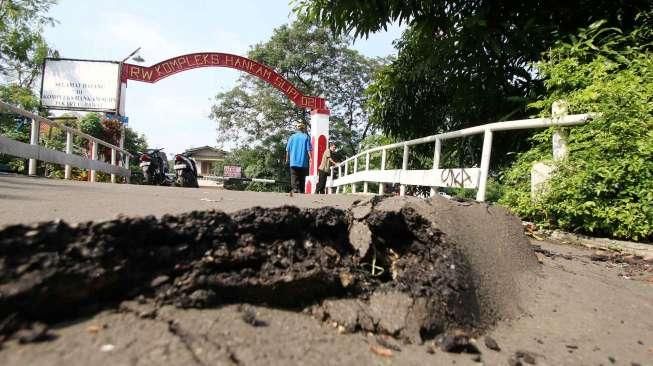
left=0, top=195, right=539, bottom=360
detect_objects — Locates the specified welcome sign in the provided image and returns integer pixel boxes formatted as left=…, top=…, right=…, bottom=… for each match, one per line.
left=122, top=52, right=326, bottom=110
left=41, top=59, right=120, bottom=112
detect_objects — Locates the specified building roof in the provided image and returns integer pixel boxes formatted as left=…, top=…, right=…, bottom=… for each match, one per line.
left=183, top=146, right=226, bottom=158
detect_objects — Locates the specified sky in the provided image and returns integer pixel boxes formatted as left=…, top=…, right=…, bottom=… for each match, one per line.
left=43, top=0, right=403, bottom=155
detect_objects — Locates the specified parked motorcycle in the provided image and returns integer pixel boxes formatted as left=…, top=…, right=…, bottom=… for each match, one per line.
left=173, top=153, right=199, bottom=188
left=139, top=148, right=172, bottom=186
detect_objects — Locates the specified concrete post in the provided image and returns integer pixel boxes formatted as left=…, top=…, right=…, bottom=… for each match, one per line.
left=475, top=130, right=493, bottom=201
left=329, top=167, right=334, bottom=194
left=400, top=144, right=409, bottom=196
left=430, top=139, right=442, bottom=197
left=90, top=141, right=98, bottom=183
left=64, top=131, right=73, bottom=179
left=28, top=118, right=40, bottom=176
left=337, top=165, right=342, bottom=193
left=111, top=148, right=117, bottom=183
left=352, top=157, right=358, bottom=193
left=363, top=152, right=370, bottom=193
left=552, top=100, right=569, bottom=161
left=125, top=154, right=131, bottom=184
left=379, top=149, right=386, bottom=195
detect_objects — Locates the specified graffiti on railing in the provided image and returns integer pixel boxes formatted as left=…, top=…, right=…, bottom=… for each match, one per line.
left=438, top=168, right=478, bottom=188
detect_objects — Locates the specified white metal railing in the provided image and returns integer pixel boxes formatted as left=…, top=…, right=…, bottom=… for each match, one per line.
left=328, top=104, right=591, bottom=201
left=0, top=100, right=131, bottom=183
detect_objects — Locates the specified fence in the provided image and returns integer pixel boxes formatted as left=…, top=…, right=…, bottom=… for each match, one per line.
left=327, top=104, right=591, bottom=201
left=0, top=101, right=131, bottom=183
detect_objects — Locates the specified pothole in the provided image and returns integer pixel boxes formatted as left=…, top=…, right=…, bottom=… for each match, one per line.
left=0, top=196, right=535, bottom=344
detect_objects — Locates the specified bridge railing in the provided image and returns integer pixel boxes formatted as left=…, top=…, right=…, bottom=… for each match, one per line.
left=327, top=106, right=592, bottom=201
left=0, top=101, right=131, bottom=183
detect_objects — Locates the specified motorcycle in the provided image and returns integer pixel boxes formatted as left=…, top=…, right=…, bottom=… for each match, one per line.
left=139, top=148, right=173, bottom=186
left=173, top=153, right=199, bottom=188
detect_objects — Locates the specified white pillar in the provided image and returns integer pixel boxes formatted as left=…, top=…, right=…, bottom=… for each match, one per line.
left=379, top=149, right=386, bottom=195
left=552, top=100, right=569, bottom=161
left=111, top=148, right=117, bottom=183
left=64, top=131, right=73, bottom=179
left=90, top=141, right=98, bottom=183
left=28, top=118, right=40, bottom=176
left=124, top=154, right=131, bottom=184
left=430, top=139, right=442, bottom=197
left=400, top=144, right=409, bottom=196
left=475, top=130, right=493, bottom=201
left=352, top=157, right=358, bottom=193
left=363, top=152, right=370, bottom=193
left=337, top=165, right=342, bottom=193
left=328, top=167, right=334, bottom=194
left=306, top=108, right=330, bottom=194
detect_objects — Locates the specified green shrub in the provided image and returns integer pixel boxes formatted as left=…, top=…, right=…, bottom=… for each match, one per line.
left=500, top=15, right=653, bottom=241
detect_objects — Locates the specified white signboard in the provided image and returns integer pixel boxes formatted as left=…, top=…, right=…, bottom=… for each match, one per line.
left=41, top=59, right=120, bottom=112
left=224, top=165, right=242, bottom=178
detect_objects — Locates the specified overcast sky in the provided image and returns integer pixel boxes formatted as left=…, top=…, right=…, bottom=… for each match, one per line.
left=43, top=0, right=402, bottom=155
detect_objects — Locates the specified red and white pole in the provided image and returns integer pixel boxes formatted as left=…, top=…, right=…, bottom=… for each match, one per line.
left=305, top=107, right=330, bottom=194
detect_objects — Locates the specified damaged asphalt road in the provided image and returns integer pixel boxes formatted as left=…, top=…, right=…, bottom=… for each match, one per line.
left=1, top=196, right=497, bottom=343
left=0, top=195, right=651, bottom=365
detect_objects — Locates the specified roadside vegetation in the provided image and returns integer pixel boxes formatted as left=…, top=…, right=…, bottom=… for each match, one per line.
left=294, top=1, right=652, bottom=241
left=500, top=15, right=652, bottom=241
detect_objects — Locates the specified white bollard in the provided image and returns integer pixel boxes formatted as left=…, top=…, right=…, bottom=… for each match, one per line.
left=475, top=130, right=493, bottom=201
left=28, top=118, right=40, bottom=176
left=90, top=141, right=98, bottom=182
left=363, top=152, right=370, bottom=194
left=400, top=145, right=409, bottom=196
left=552, top=100, right=569, bottom=161
left=110, top=148, right=117, bottom=183
left=64, top=131, right=73, bottom=179
left=430, top=139, right=442, bottom=197
left=379, top=149, right=386, bottom=195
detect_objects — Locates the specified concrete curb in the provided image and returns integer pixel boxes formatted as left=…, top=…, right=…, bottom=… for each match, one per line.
left=544, top=230, right=653, bottom=258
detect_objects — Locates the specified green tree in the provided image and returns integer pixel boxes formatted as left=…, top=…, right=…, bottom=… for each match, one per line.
left=210, top=19, right=387, bottom=157
left=78, top=113, right=148, bottom=178
left=221, top=134, right=290, bottom=192
left=0, top=0, right=57, bottom=172
left=1, top=0, right=57, bottom=87
left=500, top=15, right=653, bottom=241
left=295, top=0, right=651, bottom=167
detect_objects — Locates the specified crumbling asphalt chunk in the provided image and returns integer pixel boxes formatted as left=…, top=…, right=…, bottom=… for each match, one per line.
left=15, top=322, right=53, bottom=343
left=437, top=330, right=480, bottom=354
left=484, top=335, right=501, bottom=351
left=238, top=305, right=268, bottom=327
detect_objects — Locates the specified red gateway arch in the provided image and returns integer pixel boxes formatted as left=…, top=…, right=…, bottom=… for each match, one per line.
left=120, top=52, right=330, bottom=194
left=121, top=52, right=327, bottom=111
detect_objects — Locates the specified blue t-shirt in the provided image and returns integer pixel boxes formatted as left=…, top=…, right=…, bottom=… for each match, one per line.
left=286, top=132, right=312, bottom=168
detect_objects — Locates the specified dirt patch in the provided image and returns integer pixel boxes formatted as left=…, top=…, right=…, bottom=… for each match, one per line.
left=0, top=196, right=537, bottom=345
left=401, top=195, right=539, bottom=322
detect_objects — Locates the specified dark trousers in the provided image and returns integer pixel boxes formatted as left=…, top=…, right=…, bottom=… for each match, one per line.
left=290, top=166, right=308, bottom=193
left=316, top=170, right=328, bottom=194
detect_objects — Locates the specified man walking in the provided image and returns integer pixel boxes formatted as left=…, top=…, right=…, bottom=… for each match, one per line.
left=316, top=142, right=337, bottom=194
left=285, top=122, right=312, bottom=194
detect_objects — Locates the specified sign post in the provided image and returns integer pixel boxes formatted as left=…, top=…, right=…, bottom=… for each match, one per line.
left=223, top=165, right=242, bottom=179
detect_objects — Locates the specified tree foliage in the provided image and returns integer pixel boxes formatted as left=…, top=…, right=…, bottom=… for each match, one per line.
left=500, top=14, right=653, bottom=241
left=0, top=0, right=57, bottom=87
left=221, top=134, right=290, bottom=192
left=210, top=19, right=387, bottom=157
left=0, top=1, right=57, bottom=172
left=295, top=0, right=651, bottom=167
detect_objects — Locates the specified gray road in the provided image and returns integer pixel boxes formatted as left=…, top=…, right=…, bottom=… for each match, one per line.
left=1, top=174, right=652, bottom=365
left=0, top=174, right=359, bottom=227
left=1, top=240, right=651, bottom=366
